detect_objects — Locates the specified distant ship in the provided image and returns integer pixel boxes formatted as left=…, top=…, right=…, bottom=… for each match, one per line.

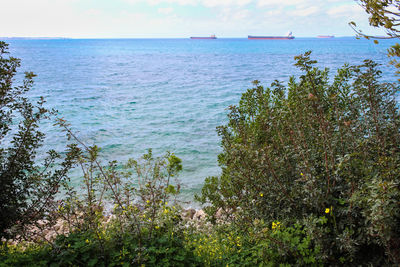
left=248, top=31, right=294, bottom=40
left=317, top=35, right=334, bottom=38
left=190, top=35, right=217, bottom=39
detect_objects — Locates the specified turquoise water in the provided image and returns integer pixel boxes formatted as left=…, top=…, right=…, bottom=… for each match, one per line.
left=3, top=37, right=398, bottom=199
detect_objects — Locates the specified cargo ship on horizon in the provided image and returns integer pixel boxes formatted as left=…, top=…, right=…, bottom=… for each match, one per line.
left=190, top=35, right=217, bottom=39
left=248, top=31, right=294, bottom=40
left=317, top=35, right=334, bottom=38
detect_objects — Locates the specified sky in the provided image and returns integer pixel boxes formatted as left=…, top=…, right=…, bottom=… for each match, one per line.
left=0, top=0, right=388, bottom=38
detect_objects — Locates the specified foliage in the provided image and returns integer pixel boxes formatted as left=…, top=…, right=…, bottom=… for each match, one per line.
left=183, top=219, right=321, bottom=267
left=185, top=225, right=241, bottom=266
left=0, top=144, right=198, bottom=266
left=0, top=41, right=79, bottom=240
left=0, top=220, right=320, bottom=267
left=49, top=228, right=198, bottom=266
left=0, top=228, right=200, bottom=267
left=49, top=121, right=191, bottom=265
left=198, top=52, right=400, bottom=265
left=351, top=1, right=400, bottom=73
left=0, top=242, right=50, bottom=267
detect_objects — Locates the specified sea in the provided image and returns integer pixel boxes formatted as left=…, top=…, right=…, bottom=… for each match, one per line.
left=3, top=37, right=399, bottom=203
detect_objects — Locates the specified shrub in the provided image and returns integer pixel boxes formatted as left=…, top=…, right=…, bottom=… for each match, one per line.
left=184, top=220, right=320, bottom=266
left=0, top=242, right=50, bottom=267
left=0, top=145, right=199, bottom=266
left=49, top=123, right=192, bottom=265
left=198, top=52, right=400, bottom=265
left=0, top=41, right=79, bottom=240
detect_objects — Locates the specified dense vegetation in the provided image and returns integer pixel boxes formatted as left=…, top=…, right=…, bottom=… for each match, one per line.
left=1, top=42, right=399, bottom=266
left=198, top=52, right=400, bottom=265
left=0, top=41, right=79, bottom=240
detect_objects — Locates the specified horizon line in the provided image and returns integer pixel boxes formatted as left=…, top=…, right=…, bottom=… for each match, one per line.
left=0, top=36, right=358, bottom=40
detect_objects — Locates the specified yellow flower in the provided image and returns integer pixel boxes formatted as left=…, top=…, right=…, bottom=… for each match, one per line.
left=325, top=208, right=330, bottom=214
left=155, top=225, right=160, bottom=229
left=260, top=192, right=263, bottom=197
left=146, top=200, right=150, bottom=204
left=300, top=172, right=304, bottom=176
left=85, top=239, right=90, bottom=244
left=272, top=221, right=281, bottom=230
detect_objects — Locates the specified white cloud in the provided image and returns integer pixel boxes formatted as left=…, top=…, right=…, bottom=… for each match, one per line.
left=257, top=0, right=306, bottom=7
left=289, top=6, right=318, bottom=17
left=201, top=0, right=253, bottom=7
left=0, top=0, right=386, bottom=37
left=219, top=7, right=250, bottom=22
left=158, top=7, right=174, bottom=14
left=326, top=4, right=364, bottom=18
left=124, top=0, right=253, bottom=6
left=123, top=0, right=196, bottom=5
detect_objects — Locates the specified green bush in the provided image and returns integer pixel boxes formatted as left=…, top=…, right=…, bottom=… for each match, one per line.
left=0, top=243, right=50, bottom=267
left=0, top=146, right=200, bottom=266
left=198, top=52, right=400, bottom=265
left=0, top=228, right=201, bottom=267
left=48, top=229, right=199, bottom=266
left=184, top=220, right=320, bottom=267
left=0, top=41, right=79, bottom=240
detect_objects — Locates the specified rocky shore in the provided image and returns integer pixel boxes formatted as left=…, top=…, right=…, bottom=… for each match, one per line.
left=2, top=208, right=209, bottom=246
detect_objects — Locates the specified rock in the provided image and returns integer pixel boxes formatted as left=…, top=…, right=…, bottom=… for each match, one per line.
left=193, top=210, right=206, bottom=221
left=36, top=220, right=48, bottom=227
left=57, top=224, right=65, bottom=234
left=215, top=208, right=224, bottom=219
left=45, top=232, right=55, bottom=241
left=183, top=209, right=196, bottom=220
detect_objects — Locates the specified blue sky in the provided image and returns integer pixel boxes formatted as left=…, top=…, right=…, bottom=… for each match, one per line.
left=1, top=0, right=387, bottom=38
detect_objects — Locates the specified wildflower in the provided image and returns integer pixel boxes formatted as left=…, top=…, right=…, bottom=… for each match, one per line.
left=272, top=221, right=281, bottom=230
left=146, top=200, right=150, bottom=204
left=300, top=172, right=304, bottom=176
left=325, top=208, right=330, bottom=214
left=155, top=225, right=160, bottom=229
left=259, top=192, right=263, bottom=197
left=85, top=239, right=90, bottom=244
